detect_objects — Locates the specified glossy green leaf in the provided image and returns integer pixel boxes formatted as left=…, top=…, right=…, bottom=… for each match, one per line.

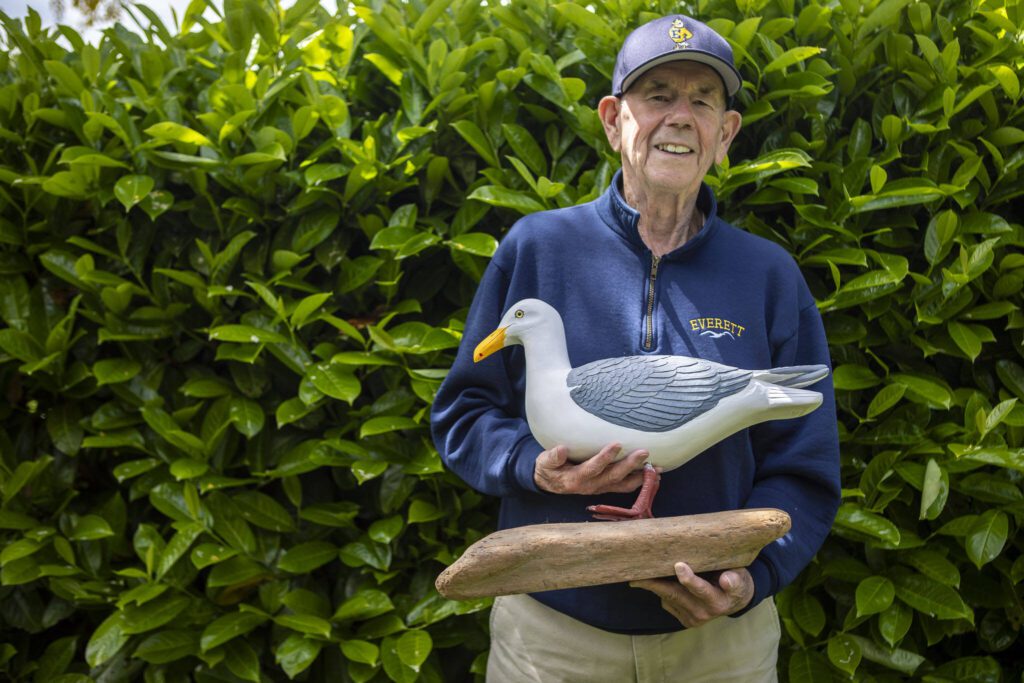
left=965, top=510, right=1008, bottom=569
left=144, top=121, right=213, bottom=146
left=200, top=612, right=268, bottom=652
left=233, top=491, right=295, bottom=532
left=223, top=639, right=261, bottom=682
left=275, top=613, right=332, bottom=638
left=333, top=589, right=394, bottom=622
left=901, top=550, right=960, bottom=587
left=190, top=543, right=238, bottom=569
left=448, top=233, right=499, bottom=257
left=791, top=592, right=825, bottom=636
left=501, top=123, right=547, bottom=176
left=208, top=325, right=288, bottom=344
left=133, top=629, right=199, bottom=664
left=275, top=633, right=323, bottom=678
left=85, top=612, right=129, bottom=667
left=948, top=321, right=982, bottom=361
left=867, top=384, right=905, bottom=418
left=919, top=458, right=948, bottom=520
left=468, top=185, right=545, bottom=214
left=360, top=415, right=420, bottom=438
left=788, top=649, right=833, bottom=682
left=833, top=364, right=881, bottom=390
left=891, top=374, right=953, bottom=409
left=69, top=515, right=114, bottom=541
left=893, top=573, right=973, bottom=622
left=368, top=515, right=403, bottom=543
left=451, top=120, right=497, bottom=167
left=834, top=503, right=901, bottom=545
left=878, top=601, right=913, bottom=648
left=856, top=576, right=895, bottom=616
left=396, top=630, right=432, bottom=671
left=278, top=541, right=337, bottom=573
left=114, top=175, right=155, bottom=211
left=206, top=556, right=268, bottom=587
left=341, top=639, right=380, bottom=666
left=846, top=634, right=923, bottom=674
left=43, top=59, right=86, bottom=95
left=308, top=363, right=361, bottom=403
left=291, top=292, right=331, bottom=328
left=122, top=594, right=191, bottom=634
left=827, top=633, right=861, bottom=677
left=381, top=635, right=419, bottom=683
left=229, top=397, right=265, bottom=438
left=927, top=656, right=1002, bottom=683
left=93, top=358, right=143, bottom=385
left=764, top=46, right=825, bottom=73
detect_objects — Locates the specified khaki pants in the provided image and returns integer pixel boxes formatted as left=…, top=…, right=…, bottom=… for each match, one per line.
left=487, top=593, right=780, bottom=683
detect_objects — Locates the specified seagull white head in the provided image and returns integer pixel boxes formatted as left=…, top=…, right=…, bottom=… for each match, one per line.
left=473, top=298, right=563, bottom=362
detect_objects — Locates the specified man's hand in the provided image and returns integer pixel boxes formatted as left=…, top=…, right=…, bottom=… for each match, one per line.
left=630, top=562, right=754, bottom=628
left=534, top=443, right=649, bottom=495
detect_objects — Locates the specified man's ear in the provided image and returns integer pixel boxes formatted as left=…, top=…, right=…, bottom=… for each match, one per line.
left=715, top=110, right=742, bottom=164
left=598, top=95, right=622, bottom=152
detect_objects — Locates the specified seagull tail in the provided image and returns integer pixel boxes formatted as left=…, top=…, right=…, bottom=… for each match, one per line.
left=762, top=383, right=823, bottom=418
left=753, top=364, right=830, bottom=388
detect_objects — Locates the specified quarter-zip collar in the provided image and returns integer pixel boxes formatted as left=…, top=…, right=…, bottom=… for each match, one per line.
left=595, top=169, right=722, bottom=259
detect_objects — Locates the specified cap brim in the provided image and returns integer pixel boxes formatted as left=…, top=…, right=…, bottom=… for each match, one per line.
left=617, top=50, right=742, bottom=98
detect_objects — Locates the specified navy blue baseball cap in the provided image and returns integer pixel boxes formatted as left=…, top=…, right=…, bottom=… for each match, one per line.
left=612, top=15, right=742, bottom=98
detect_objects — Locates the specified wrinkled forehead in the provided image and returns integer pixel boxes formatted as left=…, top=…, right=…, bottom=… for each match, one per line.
left=630, top=62, right=727, bottom=100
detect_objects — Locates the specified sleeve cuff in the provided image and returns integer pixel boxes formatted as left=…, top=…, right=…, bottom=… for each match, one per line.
left=730, top=556, right=776, bottom=618
left=511, top=429, right=545, bottom=493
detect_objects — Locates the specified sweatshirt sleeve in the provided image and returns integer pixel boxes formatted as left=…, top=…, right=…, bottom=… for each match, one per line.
left=430, top=259, right=545, bottom=497
left=736, top=300, right=841, bottom=614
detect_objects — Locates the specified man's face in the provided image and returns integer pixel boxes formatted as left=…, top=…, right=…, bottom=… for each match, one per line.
left=599, top=61, right=741, bottom=199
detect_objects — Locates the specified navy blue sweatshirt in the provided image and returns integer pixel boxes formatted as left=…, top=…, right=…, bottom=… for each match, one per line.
left=431, top=172, right=840, bottom=634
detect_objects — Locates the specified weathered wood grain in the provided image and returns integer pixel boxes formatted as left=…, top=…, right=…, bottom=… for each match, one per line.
left=436, top=508, right=791, bottom=600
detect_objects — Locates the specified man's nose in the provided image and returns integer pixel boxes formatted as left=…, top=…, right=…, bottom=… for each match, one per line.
left=665, top=100, right=696, bottom=127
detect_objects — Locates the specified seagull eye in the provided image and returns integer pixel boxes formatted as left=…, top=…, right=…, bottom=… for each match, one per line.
left=514, top=310, right=525, bottom=319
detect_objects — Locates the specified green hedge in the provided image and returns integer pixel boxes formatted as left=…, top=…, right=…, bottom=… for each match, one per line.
left=0, top=0, right=1021, bottom=680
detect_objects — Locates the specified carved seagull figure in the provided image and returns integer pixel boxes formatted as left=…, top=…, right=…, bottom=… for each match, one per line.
left=473, top=299, right=829, bottom=521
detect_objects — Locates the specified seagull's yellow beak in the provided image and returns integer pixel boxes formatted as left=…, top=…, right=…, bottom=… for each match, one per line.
left=474, top=327, right=507, bottom=362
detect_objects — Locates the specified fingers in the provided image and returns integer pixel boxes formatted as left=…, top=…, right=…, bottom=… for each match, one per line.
left=537, top=445, right=568, bottom=469
left=535, top=443, right=649, bottom=495
left=674, top=562, right=717, bottom=603
left=718, top=568, right=754, bottom=603
left=630, top=577, right=703, bottom=627
left=628, top=577, right=676, bottom=599
left=630, top=564, right=753, bottom=628
left=581, top=445, right=647, bottom=479
left=534, top=446, right=570, bottom=492
left=583, top=446, right=648, bottom=494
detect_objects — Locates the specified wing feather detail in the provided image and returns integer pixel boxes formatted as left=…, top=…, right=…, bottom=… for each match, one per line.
left=566, top=356, right=752, bottom=432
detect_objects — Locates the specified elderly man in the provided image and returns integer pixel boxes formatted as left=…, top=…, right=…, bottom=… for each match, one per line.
left=431, top=14, right=840, bottom=682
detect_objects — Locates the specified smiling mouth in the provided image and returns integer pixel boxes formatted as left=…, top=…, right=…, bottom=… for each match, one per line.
left=654, top=143, right=694, bottom=155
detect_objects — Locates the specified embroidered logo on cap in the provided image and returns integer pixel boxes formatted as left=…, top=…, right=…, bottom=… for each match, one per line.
left=669, top=19, right=693, bottom=49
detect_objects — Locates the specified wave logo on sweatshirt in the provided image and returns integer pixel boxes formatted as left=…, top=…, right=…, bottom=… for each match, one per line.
left=689, top=316, right=745, bottom=341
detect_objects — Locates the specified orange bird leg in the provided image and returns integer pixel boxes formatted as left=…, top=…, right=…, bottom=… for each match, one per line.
left=586, top=463, right=661, bottom=521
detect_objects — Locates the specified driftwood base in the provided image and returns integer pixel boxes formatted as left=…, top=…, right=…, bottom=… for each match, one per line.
left=436, top=508, right=791, bottom=600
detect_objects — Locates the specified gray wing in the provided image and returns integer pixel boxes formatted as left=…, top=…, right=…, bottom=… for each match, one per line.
left=566, top=356, right=752, bottom=432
